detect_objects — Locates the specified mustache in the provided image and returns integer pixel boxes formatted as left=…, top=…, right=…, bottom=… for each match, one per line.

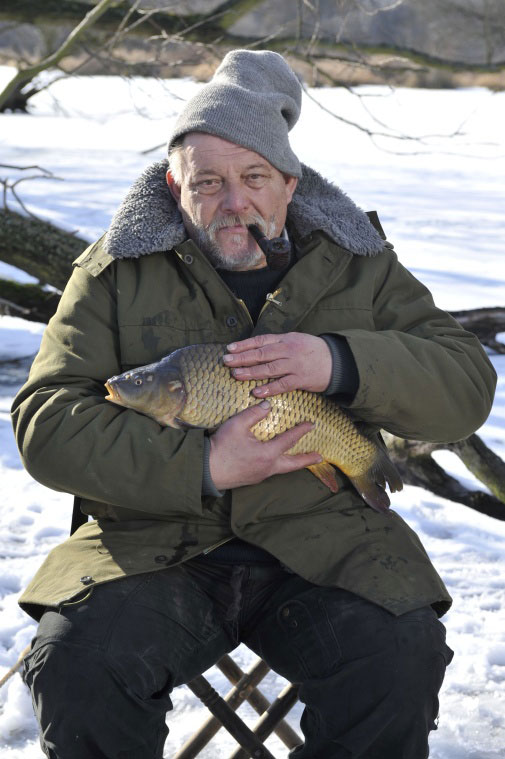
left=206, top=214, right=267, bottom=236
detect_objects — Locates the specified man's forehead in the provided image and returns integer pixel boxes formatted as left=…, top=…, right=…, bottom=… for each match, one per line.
left=181, top=133, right=272, bottom=172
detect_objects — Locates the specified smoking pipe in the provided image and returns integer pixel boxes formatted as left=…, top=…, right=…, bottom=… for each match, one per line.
left=247, top=224, right=291, bottom=270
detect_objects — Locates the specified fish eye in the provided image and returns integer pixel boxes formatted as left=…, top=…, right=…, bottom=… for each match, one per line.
left=134, top=378, right=143, bottom=386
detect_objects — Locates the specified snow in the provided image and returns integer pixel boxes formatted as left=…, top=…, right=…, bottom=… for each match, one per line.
left=1, top=65, right=505, bottom=757
left=0, top=318, right=45, bottom=362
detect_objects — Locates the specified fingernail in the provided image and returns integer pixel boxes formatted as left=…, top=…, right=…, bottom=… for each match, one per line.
left=260, top=401, right=270, bottom=409
left=223, top=354, right=233, bottom=363
left=227, top=342, right=237, bottom=351
left=254, top=387, right=267, bottom=396
left=233, top=368, right=245, bottom=376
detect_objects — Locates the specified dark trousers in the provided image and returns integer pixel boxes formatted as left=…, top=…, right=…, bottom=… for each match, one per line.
left=24, top=558, right=453, bottom=759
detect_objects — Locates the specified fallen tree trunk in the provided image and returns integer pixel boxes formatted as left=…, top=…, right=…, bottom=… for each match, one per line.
left=451, top=307, right=505, bottom=354
left=0, top=208, right=87, bottom=289
left=383, top=432, right=505, bottom=520
left=0, top=279, right=61, bottom=323
left=450, top=307, right=505, bottom=354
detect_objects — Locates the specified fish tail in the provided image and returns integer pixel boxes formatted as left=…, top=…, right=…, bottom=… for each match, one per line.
left=349, top=449, right=403, bottom=514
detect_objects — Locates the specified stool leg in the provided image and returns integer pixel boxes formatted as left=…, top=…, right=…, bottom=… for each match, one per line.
left=185, top=675, right=277, bottom=759
left=229, top=684, right=301, bottom=759
left=217, top=656, right=302, bottom=749
left=174, top=658, right=270, bottom=759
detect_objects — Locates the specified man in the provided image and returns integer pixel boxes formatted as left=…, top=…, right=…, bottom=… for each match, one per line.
left=12, top=50, right=496, bottom=758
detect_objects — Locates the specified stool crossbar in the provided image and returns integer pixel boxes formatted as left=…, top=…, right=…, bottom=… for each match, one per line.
left=174, top=654, right=302, bottom=759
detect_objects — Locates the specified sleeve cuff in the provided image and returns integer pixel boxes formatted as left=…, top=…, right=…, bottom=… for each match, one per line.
left=202, top=435, right=226, bottom=498
left=320, top=334, right=359, bottom=398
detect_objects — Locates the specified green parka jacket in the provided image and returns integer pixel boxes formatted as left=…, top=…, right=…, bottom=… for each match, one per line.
left=12, top=162, right=497, bottom=622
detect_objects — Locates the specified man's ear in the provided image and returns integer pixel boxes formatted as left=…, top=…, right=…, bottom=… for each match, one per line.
left=166, top=169, right=182, bottom=205
left=284, top=174, right=298, bottom=204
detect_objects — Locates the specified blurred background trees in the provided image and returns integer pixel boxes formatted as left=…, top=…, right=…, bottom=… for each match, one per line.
left=0, top=0, right=504, bottom=113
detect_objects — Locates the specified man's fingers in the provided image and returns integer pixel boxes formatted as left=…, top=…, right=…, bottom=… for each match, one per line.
left=277, top=451, right=323, bottom=473
left=230, top=359, right=289, bottom=380
left=251, top=377, right=295, bottom=397
left=228, top=400, right=272, bottom=430
left=226, top=334, right=281, bottom=355
left=268, top=420, right=316, bottom=454
left=224, top=344, right=285, bottom=369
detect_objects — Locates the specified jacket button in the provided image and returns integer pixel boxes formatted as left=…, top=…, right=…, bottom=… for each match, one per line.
left=154, top=555, right=168, bottom=563
left=80, top=575, right=93, bottom=585
left=183, top=254, right=193, bottom=264
left=226, top=315, right=238, bottom=328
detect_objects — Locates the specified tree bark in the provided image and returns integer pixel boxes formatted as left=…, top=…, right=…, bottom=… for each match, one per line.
left=450, top=307, right=505, bottom=354
left=0, top=0, right=124, bottom=112
left=383, top=432, right=505, bottom=520
left=0, top=279, right=61, bottom=323
left=0, top=208, right=87, bottom=290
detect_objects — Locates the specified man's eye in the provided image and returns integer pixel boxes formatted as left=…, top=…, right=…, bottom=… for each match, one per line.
left=247, top=174, right=267, bottom=185
left=194, top=179, right=222, bottom=193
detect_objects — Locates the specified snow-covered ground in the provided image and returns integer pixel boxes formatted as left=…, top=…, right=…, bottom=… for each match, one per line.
left=1, top=67, right=504, bottom=757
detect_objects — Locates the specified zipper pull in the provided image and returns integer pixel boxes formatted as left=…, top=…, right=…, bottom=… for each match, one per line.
left=266, top=292, right=282, bottom=306
left=202, top=537, right=233, bottom=554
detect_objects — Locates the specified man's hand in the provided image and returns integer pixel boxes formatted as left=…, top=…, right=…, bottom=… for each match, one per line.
left=223, top=332, right=332, bottom=398
left=208, top=401, right=322, bottom=490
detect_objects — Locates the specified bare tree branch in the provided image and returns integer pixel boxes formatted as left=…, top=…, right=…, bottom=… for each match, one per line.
left=0, top=163, right=53, bottom=174
left=352, top=0, right=407, bottom=16
left=0, top=0, right=126, bottom=111
left=0, top=165, right=63, bottom=219
left=384, top=432, right=505, bottom=520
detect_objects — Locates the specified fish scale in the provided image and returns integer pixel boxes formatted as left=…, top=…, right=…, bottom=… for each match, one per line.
left=105, top=342, right=403, bottom=512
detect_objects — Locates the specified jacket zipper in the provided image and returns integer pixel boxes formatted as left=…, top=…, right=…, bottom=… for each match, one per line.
left=236, top=298, right=254, bottom=327
left=202, top=536, right=234, bottom=554
left=258, top=288, right=283, bottom=319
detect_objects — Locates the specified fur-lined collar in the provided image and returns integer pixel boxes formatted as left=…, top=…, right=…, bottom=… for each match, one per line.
left=104, top=160, right=384, bottom=258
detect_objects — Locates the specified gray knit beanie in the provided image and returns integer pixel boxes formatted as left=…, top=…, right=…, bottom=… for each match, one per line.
left=168, top=49, right=302, bottom=178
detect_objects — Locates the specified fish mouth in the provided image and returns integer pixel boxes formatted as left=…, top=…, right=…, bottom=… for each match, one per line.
left=104, top=381, right=120, bottom=403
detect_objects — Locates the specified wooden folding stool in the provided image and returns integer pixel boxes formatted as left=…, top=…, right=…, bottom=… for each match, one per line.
left=174, top=653, right=302, bottom=759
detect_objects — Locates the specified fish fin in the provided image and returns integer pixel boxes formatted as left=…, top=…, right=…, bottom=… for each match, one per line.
left=373, top=449, right=403, bottom=493
left=349, top=449, right=403, bottom=514
left=174, top=417, right=206, bottom=430
left=348, top=475, right=391, bottom=514
left=307, top=461, right=339, bottom=493
left=158, top=416, right=181, bottom=428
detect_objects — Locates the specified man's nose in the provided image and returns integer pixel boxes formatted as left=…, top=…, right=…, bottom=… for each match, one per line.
left=220, top=182, right=250, bottom=215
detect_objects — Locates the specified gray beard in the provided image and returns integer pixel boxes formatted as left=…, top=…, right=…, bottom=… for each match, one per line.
left=186, top=213, right=277, bottom=271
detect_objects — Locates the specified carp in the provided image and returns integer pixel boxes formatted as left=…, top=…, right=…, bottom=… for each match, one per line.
left=105, top=343, right=402, bottom=512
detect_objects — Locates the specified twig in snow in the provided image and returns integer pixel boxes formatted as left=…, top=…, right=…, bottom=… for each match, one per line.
left=0, top=644, right=32, bottom=690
